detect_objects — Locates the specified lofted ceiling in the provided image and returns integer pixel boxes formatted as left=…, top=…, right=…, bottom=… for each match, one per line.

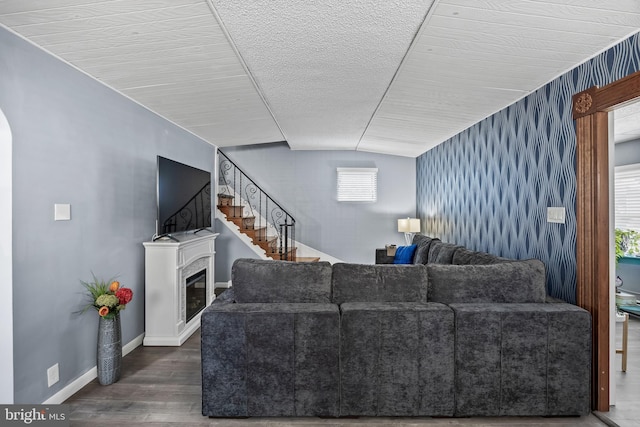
left=1, top=1, right=640, bottom=157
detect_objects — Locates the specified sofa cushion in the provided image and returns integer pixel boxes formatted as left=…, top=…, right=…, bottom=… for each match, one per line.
left=428, top=241, right=462, bottom=264
left=232, top=258, right=333, bottom=303
left=340, top=302, right=454, bottom=416
left=393, top=245, right=417, bottom=264
left=332, top=263, right=429, bottom=304
left=412, top=235, right=439, bottom=264
left=428, top=259, right=546, bottom=304
left=452, top=247, right=502, bottom=265
left=449, top=303, right=590, bottom=416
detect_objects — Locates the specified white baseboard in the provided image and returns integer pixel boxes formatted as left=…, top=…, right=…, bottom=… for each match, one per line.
left=42, top=332, right=145, bottom=404
left=214, top=281, right=231, bottom=289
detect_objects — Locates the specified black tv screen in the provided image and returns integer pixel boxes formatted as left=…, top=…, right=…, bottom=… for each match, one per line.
left=156, top=156, right=212, bottom=237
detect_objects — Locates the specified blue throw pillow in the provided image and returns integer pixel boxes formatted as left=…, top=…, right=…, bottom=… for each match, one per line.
left=394, top=245, right=417, bottom=264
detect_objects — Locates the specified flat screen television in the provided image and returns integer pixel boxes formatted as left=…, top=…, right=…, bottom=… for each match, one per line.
left=155, top=156, right=212, bottom=239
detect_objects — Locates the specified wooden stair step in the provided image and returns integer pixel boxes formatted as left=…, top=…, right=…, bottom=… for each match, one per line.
left=242, top=226, right=267, bottom=240
left=217, top=194, right=234, bottom=206
left=218, top=205, right=244, bottom=218
left=256, top=236, right=278, bottom=252
left=267, top=247, right=297, bottom=261
left=229, top=216, right=256, bottom=229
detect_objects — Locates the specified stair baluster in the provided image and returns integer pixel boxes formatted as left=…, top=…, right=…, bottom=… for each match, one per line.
left=218, top=150, right=304, bottom=261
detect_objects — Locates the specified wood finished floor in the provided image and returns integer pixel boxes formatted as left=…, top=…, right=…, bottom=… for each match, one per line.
left=599, top=315, right=640, bottom=427
left=66, top=329, right=608, bottom=427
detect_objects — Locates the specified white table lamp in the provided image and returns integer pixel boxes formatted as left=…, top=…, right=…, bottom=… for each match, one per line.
left=398, top=217, right=420, bottom=246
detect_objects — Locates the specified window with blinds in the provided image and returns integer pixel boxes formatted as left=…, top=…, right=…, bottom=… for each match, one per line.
left=615, top=163, right=640, bottom=231
left=337, top=168, right=378, bottom=202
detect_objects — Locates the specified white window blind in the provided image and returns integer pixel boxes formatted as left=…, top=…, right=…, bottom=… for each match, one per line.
left=337, top=168, right=378, bottom=202
left=615, top=163, right=640, bottom=231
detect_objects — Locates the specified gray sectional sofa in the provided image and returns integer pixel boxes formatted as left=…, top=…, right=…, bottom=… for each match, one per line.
left=201, top=236, right=591, bottom=418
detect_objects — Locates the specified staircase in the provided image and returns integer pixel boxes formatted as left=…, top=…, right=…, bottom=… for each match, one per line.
left=217, top=151, right=319, bottom=262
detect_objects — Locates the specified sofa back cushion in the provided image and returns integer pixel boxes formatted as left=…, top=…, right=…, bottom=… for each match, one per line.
left=232, top=258, right=333, bottom=303
left=332, top=263, right=428, bottom=304
left=427, top=241, right=462, bottom=264
left=411, top=234, right=438, bottom=264
left=428, top=259, right=546, bottom=304
left=451, top=248, right=502, bottom=265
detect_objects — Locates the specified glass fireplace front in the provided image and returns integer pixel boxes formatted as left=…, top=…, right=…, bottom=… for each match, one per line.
left=185, top=269, right=206, bottom=323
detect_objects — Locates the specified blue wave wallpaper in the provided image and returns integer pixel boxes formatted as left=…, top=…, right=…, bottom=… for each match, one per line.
left=416, top=32, right=640, bottom=303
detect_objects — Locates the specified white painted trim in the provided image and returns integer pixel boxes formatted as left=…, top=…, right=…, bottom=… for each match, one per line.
left=42, top=333, right=144, bottom=405
left=0, top=107, right=13, bottom=404
left=216, top=209, right=343, bottom=264
left=608, top=111, right=617, bottom=406
left=123, top=333, right=145, bottom=357
left=142, top=314, right=200, bottom=347
left=215, top=281, right=232, bottom=289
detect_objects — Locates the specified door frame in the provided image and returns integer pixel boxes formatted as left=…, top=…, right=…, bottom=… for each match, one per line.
left=573, top=69, right=640, bottom=411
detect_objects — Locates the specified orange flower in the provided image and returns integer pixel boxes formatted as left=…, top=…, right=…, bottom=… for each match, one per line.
left=98, top=306, right=109, bottom=317
left=109, top=281, right=120, bottom=292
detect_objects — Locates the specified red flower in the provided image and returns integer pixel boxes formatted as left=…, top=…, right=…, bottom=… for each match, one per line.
left=115, top=287, right=133, bottom=305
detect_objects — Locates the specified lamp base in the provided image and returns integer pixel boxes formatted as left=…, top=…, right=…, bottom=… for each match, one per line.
left=404, top=233, right=414, bottom=246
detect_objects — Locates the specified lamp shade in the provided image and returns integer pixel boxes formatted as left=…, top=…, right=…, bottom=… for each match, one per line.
left=398, top=218, right=420, bottom=233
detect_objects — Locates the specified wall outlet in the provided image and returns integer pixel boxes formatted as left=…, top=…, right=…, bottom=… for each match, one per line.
left=54, top=204, right=71, bottom=221
left=47, top=363, right=59, bottom=387
left=547, top=207, right=566, bottom=224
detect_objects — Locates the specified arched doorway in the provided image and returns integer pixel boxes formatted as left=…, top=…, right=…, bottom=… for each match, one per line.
left=0, top=107, right=13, bottom=403
left=573, top=70, right=640, bottom=411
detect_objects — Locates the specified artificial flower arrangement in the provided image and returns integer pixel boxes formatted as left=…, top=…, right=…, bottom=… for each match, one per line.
left=81, top=274, right=134, bottom=320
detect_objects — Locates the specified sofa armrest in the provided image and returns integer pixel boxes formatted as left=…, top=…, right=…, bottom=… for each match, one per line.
left=201, top=303, right=340, bottom=417
left=449, top=302, right=591, bottom=416
left=375, top=248, right=395, bottom=264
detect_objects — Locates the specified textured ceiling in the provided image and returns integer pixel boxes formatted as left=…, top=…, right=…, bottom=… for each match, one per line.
left=209, top=0, right=436, bottom=152
left=1, top=1, right=640, bottom=157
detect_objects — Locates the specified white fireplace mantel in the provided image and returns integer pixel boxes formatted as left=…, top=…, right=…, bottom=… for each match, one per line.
left=142, top=232, right=218, bottom=346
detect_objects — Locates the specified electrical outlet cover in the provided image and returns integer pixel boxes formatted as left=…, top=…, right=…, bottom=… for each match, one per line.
left=47, top=364, right=59, bottom=387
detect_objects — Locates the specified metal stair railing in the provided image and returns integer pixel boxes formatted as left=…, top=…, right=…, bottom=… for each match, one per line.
left=160, top=181, right=211, bottom=235
left=218, top=150, right=296, bottom=260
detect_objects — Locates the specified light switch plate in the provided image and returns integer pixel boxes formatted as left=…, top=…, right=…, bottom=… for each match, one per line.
left=547, top=207, right=566, bottom=224
left=54, top=204, right=71, bottom=221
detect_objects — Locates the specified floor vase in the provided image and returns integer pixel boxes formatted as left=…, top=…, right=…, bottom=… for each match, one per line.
left=97, top=313, right=122, bottom=385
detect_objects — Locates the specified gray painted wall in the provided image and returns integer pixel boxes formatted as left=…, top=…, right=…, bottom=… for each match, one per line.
left=614, top=138, right=640, bottom=167
left=0, top=28, right=216, bottom=403
left=0, top=106, right=13, bottom=403
left=214, top=218, right=262, bottom=284
left=216, top=143, right=416, bottom=282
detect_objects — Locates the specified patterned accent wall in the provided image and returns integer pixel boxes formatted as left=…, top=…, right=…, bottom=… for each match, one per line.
left=417, top=32, right=640, bottom=303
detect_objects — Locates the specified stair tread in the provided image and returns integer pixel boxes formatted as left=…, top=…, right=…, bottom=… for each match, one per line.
left=295, top=257, right=320, bottom=262
left=217, top=205, right=244, bottom=209
left=266, top=247, right=297, bottom=254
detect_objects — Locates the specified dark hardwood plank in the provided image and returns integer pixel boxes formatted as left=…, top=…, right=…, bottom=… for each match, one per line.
left=66, top=329, right=608, bottom=426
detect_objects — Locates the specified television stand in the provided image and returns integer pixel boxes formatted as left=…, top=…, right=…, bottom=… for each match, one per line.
left=142, top=233, right=219, bottom=346
left=194, top=227, right=215, bottom=235
left=152, top=233, right=180, bottom=242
